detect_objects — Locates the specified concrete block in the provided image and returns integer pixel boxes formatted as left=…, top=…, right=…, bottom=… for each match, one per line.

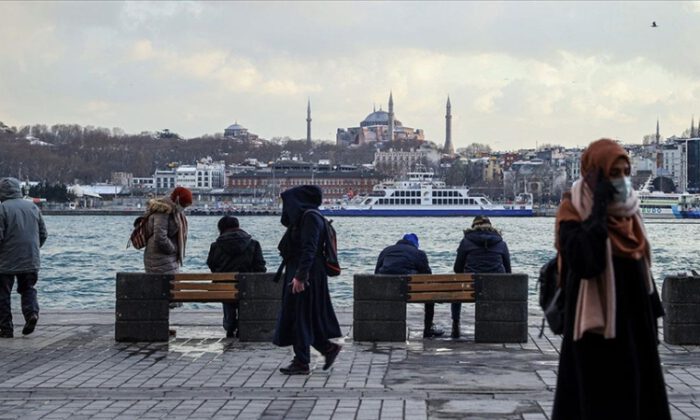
left=353, top=320, right=406, bottom=342
left=474, top=274, right=528, bottom=302
left=239, top=299, right=281, bottom=321
left=238, top=274, right=281, bottom=299
left=474, top=321, right=528, bottom=343
left=115, top=320, right=169, bottom=342
left=116, top=273, right=171, bottom=300
left=475, top=301, right=528, bottom=323
left=663, top=323, right=700, bottom=345
left=353, top=274, right=407, bottom=301
left=238, top=321, right=278, bottom=342
left=662, top=276, right=700, bottom=304
left=115, top=300, right=169, bottom=321
left=354, top=300, right=406, bottom=321
left=663, top=303, right=700, bottom=323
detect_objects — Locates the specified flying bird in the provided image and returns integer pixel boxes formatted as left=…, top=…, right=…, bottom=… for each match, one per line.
left=651, top=21, right=658, bottom=28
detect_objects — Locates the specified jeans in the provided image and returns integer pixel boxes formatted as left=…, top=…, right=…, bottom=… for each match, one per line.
left=451, top=302, right=462, bottom=321
left=0, top=272, right=40, bottom=331
left=222, top=302, right=239, bottom=334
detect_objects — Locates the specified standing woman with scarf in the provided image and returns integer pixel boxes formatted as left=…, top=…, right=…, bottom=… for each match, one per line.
left=552, top=139, right=669, bottom=419
left=143, top=186, right=192, bottom=274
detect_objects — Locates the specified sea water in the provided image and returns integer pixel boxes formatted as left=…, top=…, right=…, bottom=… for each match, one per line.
left=32, top=216, right=700, bottom=309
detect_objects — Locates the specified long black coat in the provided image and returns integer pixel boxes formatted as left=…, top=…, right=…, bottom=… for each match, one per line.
left=453, top=228, right=511, bottom=274
left=552, top=219, right=670, bottom=420
left=273, top=186, right=341, bottom=348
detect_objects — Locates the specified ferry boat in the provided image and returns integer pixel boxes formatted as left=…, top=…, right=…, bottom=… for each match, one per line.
left=637, top=191, right=681, bottom=219
left=674, top=194, right=700, bottom=218
left=320, top=171, right=533, bottom=217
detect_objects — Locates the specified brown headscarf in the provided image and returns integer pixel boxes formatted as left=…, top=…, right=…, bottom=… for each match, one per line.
left=555, top=138, right=652, bottom=340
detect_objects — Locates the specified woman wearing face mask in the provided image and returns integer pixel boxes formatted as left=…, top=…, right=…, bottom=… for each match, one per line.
left=551, top=139, right=670, bottom=420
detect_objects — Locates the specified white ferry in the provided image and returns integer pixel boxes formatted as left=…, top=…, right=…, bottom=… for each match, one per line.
left=638, top=191, right=681, bottom=219
left=320, top=171, right=533, bottom=217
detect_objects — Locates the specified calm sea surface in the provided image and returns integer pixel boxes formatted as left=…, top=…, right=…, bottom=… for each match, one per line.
left=28, top=216, right=700, bottom=309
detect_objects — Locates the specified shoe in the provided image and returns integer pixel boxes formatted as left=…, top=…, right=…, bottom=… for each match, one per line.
left=323, top=344, right=342, bottom=371
left=168, top=329, right=177, bottom=337
left=451, top=320, right=460, bottom=339
left=226, top=330, right=234, bottom=338
left=0, top=329, right=12, bottom=338
left=423, top=325, right=445, bottom=338
left=22, top=314, right=38, bottom=336
left=279, top=360, right=310, bottom=375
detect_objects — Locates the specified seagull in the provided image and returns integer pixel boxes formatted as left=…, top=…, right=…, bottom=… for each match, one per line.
left=651, top=21, right=658, bottom=28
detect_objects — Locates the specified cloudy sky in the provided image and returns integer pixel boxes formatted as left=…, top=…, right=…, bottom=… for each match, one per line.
left=1, top=1, right=699, bottom=149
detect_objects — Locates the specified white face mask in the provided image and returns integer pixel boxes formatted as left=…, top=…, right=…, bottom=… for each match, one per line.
left=611, top=176, right=632, bottom=202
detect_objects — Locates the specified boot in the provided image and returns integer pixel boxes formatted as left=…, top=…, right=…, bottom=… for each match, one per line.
left=423, top=303, right=444, bottom=338
left=451, top=319, right=460, bottom=339
left=280, top=359, right=310, bottom=375
left=22, top=313, right=38, bottom=336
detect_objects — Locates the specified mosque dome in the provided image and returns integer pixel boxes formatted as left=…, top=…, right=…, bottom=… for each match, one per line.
left=226, top=123, right=246, bottom=131
left=360, top=110, right=402, bottom=128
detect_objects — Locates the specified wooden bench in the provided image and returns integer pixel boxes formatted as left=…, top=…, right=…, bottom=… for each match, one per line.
left=170, top=273, right=238, bottom=303
left=115, top=272, right=282, bottom=342
left=353, top=273, right=528, bottom=343
left=406, top=274, right=475, bottom=303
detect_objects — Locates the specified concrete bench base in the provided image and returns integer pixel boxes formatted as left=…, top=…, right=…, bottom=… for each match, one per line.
left=115, top=272, right=281, bottom=342
left=663, top=275, right=700, bottom=345
left=353, top=273, right=528, bottom=343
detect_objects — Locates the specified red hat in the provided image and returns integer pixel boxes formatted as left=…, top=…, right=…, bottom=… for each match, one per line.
left=170, top=186, right=193, bottom=207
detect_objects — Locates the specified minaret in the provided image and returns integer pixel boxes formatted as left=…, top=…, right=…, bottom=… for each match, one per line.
left=306, top=98, right=312, bottom=148
left=691, top=116, right=696, bottom=138
left=387, top=91, right=395, bottom=142
left=655, top=118, right=660, bottom=144
left=444, top=95, right=454, bottom=154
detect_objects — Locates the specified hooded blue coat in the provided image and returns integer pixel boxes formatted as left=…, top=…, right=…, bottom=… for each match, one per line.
left=453, top=227, right=511, bottom=274
left=273, top=186, right=341, bottom=348
left=374, top=239, right=432, bottom=275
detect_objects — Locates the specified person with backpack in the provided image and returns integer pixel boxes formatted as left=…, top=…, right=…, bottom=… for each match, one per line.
left=0, top=177, right=47, bottom=338
left=206, top=216, right=266, bottom=338
left=143, top=186, right=192, bottom=274
left=552, top=139, right=669, bottom=419
left=273, top=185, right=342, bottom=375
left=452, top=216, right=511, bottom=338
left=375, top=233, right=444, bottom=338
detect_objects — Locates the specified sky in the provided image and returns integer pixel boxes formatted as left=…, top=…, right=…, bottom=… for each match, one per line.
left=1, top=1, right=700, bottom=150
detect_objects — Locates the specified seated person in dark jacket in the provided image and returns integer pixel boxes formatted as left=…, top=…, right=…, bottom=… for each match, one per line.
left=375, top=233, right=444, bottom=338
left=207, top=216, right=266, bottom=338
left=452, top=215, right=511, bottom=338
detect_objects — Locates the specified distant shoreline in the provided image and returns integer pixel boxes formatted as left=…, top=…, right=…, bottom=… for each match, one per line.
left=43, top=209, right=557, bottom=217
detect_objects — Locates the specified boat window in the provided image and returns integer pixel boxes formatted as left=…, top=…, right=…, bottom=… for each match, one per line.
left=364, top=199, right=372, bottom=205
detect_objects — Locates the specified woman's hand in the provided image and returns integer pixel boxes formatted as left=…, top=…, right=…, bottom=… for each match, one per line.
left=291, top=277, right=306, bottom=294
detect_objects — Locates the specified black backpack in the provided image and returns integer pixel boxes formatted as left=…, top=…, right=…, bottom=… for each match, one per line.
left=304, top=209, right=341, bottom=277
left=538, top=257, right=564, bottom=337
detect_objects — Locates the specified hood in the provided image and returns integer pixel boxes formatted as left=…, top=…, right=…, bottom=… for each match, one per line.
left=0, top=177, right=22, bottom=201
left=216, top=229, right=253, bottom=253
left=147, top=197, right=177, bottom=214
left=463, top=227, right=503, bottom=247
left=280, top=185, right=322, bottom=227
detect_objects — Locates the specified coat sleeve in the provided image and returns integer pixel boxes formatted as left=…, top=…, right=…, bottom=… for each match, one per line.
left=38, top=212, right=47, bottom=247
left=206, top=243, right=218, bottom=272
left=502, top=242, right=512, bottom=274
left=251, top=240, right=267, bottom=273
left=418, top=250, right=432, bottom=274
left=294, top=213, right=323, bottom=283
left=153, top=214, right=176, bottom=255
left=453, top=241, right=466, bottom=273
left=0, top=206, right=5, bottom=246
left=558, top=219, right=607, bottom=279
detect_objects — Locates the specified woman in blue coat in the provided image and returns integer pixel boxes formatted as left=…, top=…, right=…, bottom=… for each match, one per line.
left=452, top=215, right=511, bottom=338
left=273, top=185, right=342, bottom=375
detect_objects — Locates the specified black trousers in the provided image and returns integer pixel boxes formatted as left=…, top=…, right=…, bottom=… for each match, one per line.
left=0, top=272, right=40, bottom=331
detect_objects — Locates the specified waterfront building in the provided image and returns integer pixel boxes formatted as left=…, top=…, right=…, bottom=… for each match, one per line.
left=686, top=138, right=700, bottom=193
left=373, top=145, right=440, bottom=177
left=228, top=162, right=383, bottom=201
left=174, top=162, right=226, bottom=190
left=336, top=92, right=425, bottom=147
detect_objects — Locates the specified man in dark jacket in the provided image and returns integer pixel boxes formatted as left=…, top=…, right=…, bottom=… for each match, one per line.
left=452, top=215, right=511, bottom=338
left=207, top=216, right=266, bottom=338
left=0, top=177, right=48, bottom=338
left=375, top=233, right=444, bottom=338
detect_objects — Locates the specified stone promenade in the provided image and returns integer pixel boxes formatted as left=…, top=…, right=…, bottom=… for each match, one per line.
left=1, top=305, right=699, bottom=419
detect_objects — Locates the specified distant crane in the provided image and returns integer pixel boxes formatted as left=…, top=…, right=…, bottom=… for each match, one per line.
left=651, top=21, right=658, bottom=28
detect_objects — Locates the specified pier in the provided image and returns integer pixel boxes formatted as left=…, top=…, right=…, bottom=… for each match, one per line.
left=1, top=305, right=699, bottom=419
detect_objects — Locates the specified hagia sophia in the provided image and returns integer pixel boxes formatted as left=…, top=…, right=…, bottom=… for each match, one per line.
left=223, top=92, right=454, bottom=155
